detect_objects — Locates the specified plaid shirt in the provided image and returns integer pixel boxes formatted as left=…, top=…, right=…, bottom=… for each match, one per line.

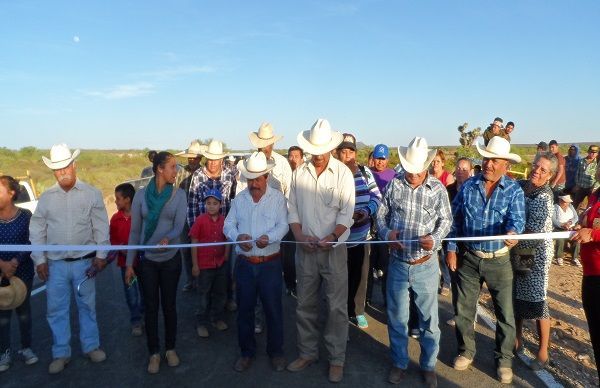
left=447, top=174, right=525, bottom=253
left=187, top=165, right=237, bottom=227
left=575, top=158, right=598, bottom=189
left=376, top=173, right=452, bottom=263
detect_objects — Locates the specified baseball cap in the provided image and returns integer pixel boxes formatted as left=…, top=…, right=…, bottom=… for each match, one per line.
left=337, top=133, right=357, bottom=151
left=549, top=140, right=558, bottom=146
left=373, top=144, right=389, bottom=159
left=203, top=188, right=223, bottom=202
left=537, top=141, right=548, bottom=151
left=588, top=145, right=599, bottom=153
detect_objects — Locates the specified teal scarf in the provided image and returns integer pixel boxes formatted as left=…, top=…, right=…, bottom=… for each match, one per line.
left=143, top=178, right=173, bottom=244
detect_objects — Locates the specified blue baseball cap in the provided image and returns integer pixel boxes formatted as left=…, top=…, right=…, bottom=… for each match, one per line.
left=203, top=188, right=223, bottom=202
left=373, top=144, right=389, bottom=159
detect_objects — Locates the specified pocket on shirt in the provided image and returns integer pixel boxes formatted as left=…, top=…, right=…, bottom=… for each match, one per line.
left=321, top=187, right=339, bottom=208
left=491, top=205, right=508, bottom=223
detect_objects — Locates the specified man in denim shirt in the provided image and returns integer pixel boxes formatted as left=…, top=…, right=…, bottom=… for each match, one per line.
left=446, top=136, right=525, bottom=384
left=376, top=137, right=452, bottom=387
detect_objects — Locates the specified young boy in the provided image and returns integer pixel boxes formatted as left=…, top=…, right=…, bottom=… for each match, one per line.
left=110, top=183, right=144, bottom=336
left=189, top=188, right=230, bottom=338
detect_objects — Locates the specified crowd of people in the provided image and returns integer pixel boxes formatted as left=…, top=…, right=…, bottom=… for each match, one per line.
left=0, top=117, right=599, bottom=387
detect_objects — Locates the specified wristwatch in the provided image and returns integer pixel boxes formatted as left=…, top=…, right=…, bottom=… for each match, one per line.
left=330, top=233, right=338, bottom=242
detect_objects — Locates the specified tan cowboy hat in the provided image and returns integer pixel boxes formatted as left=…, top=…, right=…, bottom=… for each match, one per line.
left=238, top=151, right=276, bottom=180
left=397, top=137, right=437, bottom=174
left=0, top=276, right=27, bottom=310
left=249, top=122, right=283, bottom=148
left=42, top=143, right=80, bottom=170
left=201, top=140, right=227, bottom=160
left=476, top=136, right=522, bottom=163
left=175, top=140, right=207, bottom=158
left=297, top=119, right=343, bottom=155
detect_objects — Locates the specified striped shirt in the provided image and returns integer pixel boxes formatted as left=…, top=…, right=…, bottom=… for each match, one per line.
left=447, top=174, right=525, bottom=253
left=348, top=166, right=381, bottom=245
left=187, top=165, right=237, bottom=227
left=376, top=173, right=452, bottom=262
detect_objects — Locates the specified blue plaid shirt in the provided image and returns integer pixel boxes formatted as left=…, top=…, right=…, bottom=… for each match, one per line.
left=187, top=165, right=237, bottom=227
left=376, top=173, right=452, bottom=262
left=447, top=174, right=525, bottom=253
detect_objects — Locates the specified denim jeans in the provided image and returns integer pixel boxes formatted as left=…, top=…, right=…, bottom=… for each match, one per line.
left=139, top=253, right=182, bottom=355
left=46, top=259, right=100, bottom=358
left=235, top=257, right=283, bottom=358
left=0, top=278, right=32, bottom=352
left=196, top=264, right=227, bottom=325
left=386, top=254, right=440, bottom=371
left=119, top=267, right=144, bottom=325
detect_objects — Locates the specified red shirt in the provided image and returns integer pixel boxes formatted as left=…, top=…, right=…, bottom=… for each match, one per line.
left=581, top=201, right=600, bottom=276
left=189, top=213, right=227, bottom=269
left=110, top=210, right=131, bottom=268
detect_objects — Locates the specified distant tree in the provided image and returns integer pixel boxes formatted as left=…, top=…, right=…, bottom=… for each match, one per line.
left=455, top=122, right=481, bottom=159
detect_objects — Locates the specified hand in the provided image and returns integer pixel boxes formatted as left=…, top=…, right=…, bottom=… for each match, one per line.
left=299, top=234, right=319, bottom=252
left=571, top=228, right=593, bottom=243
left=124, top=266, right=136, bottom=286
left=0, top=259, right=18, bottom=278
left=255, top=235, right=270, bottom=249
left=504, top=231, right=517, bottom=249
left=237, top=234, right=253, bottom=252
left=192, top=266, right=200, bottom=277
left=352, top=210, right=369, bottom=226
left=573, top=224, right=582, bottom=231
left=158, top=238, right=169, bottom=246
left=446, top=251, right=458, bottom=272
left=317, top=233, right=336, bottom=249
left=36, top=262, right=49, bottom=281
left=562, top=221, right=572, bottom=230
left=419, top=234, right=434, bottom=251
left=387, top=230, right=404, bottom=250
left=93, top=258, right=107, bottom=272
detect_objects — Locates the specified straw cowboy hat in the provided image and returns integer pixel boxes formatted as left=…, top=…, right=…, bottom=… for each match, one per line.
left=175, top=140, right=207, bottom=158
left=42, top=143, right=80, bottom=170
left=201, top=140, right=228, bottom=160
left=476, top=136, right=522, bottom=163
left=249, top=122, right=283, bottom=148
left=397, top=137, right=437, bottom=174
left=238, top=151, right=276, bottom=180
left=0, top=276, right=27, bottom=310
left=297, top=119, right=344, bottom=155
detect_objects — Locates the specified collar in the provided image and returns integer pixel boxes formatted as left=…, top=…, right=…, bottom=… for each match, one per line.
left=476, top=174, right=508, bottom=190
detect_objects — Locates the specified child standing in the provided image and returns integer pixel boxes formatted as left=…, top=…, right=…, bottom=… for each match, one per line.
left=110, top=183, right=144, bottom=336
left=189, top=189, right=230, bottom=338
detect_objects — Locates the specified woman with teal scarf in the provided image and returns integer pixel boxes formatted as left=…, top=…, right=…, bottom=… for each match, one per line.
left=126, top=151, right=187, bottom=374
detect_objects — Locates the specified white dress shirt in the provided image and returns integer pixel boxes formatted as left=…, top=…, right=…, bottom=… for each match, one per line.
left=224, top=185, right=289, bottom=256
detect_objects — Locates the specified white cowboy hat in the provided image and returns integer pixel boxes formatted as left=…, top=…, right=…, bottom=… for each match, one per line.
left=249, top=122, right=283, bottom=148
left=297, top=119, right=344, bottom=155
left=42, top=143, right=80, bottom=170
left=0, top=276, right=27, bottom=310
left=476, top=136, right=522, bottom=163
left=238, top=151, right=276, bottom=180
left=201, top=140, right=227, bottom=160
left=397, top=137, right=437, bottom=174
left=559, top=194, right=573, bottom=203
left=175, top=140, right=207, bottom=158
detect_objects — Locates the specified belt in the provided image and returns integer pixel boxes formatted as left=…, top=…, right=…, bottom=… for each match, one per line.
left=239, top=252, right=280, bottom=264
left=468, top=246, right=509, bottom=259
left=64, top=252, right=96, bottom=262
left=408, top=255, right=431, bottom=265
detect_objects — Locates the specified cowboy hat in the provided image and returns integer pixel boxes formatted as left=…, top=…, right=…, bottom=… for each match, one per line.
left=397, top=137, right=437, bottom=174
left=238, top=151, right=276, bottom=180
left=42, top=143, right=80, bottom=170
left=175, top=140, right=207, bottom=158
left=201, top=140, right=227, bottom=160
left=0, top=276, right=27, bottom=310
left=476, top=136, right=522, bottom=163
left=249, top=122, right=283, bottom=148
left=297, top=119, right=343, bottom=155
left=559, top=194, right=573, bottom=203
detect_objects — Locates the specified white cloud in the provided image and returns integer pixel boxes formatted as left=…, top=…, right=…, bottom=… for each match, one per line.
left=85, top=82, right=155, bottom=100
left=73, top=36, right=80, bottom=43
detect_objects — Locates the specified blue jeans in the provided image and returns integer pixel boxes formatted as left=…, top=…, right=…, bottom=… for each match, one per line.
left=386, top=254, right=440, bottom=371
left=120, top=267, right=144, bottom=325
left=47, top=259, right=100, bottom=358
left=235, top=257, right=283, bottom=358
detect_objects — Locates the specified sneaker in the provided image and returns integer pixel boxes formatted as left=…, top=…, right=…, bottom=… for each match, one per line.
left=410, top=328, right=420, bottom=339
left=86, top=348, right=106, bottom=363
left=196, top=325, right=210, bottom=338
left=440, top=287, right=450, bottom=297
left=497, top=367, right=513, bottom=384
left=165, top=350, right=180, bottom=367
left=356, top=315, right=368, bottom=329
left=376, top=269, right=384, bottom=278
left=453, top=355, right=473, bottom=371
left=131, top=323, right=143, bottom=337
left=147, top=353, right=160, bottom=374
left=573, top=258, right=582, bottom=268
left=555, top=257, right=564, bottom=266
left=212, top=320, right=228, bottom=331
left=446, top=318, right=456, bottom=327
left=48, top=357, right=70, bottom=374
left=254, top=324, right=263, bottom=334
left=17, top=348, right=38, bottom=365
left=0, top=349, right=11, bottom=372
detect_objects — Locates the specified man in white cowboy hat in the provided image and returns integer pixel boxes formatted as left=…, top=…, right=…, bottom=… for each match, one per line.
left=375, top=137, right=452, bottom=387
left=446, top=136, right=525, bottom=384
left=286, top=118, right=355, bottom=383
left=236, top=122, right=292, bottom=197
left=29, top=143, right=110, bottom=374
left=175, top=140, right=207, bottom=292
left=223, top=152, right=289, bottom=373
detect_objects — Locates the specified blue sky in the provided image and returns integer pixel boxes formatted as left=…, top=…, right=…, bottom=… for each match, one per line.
left=1, top=0, right=599, bottom=151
